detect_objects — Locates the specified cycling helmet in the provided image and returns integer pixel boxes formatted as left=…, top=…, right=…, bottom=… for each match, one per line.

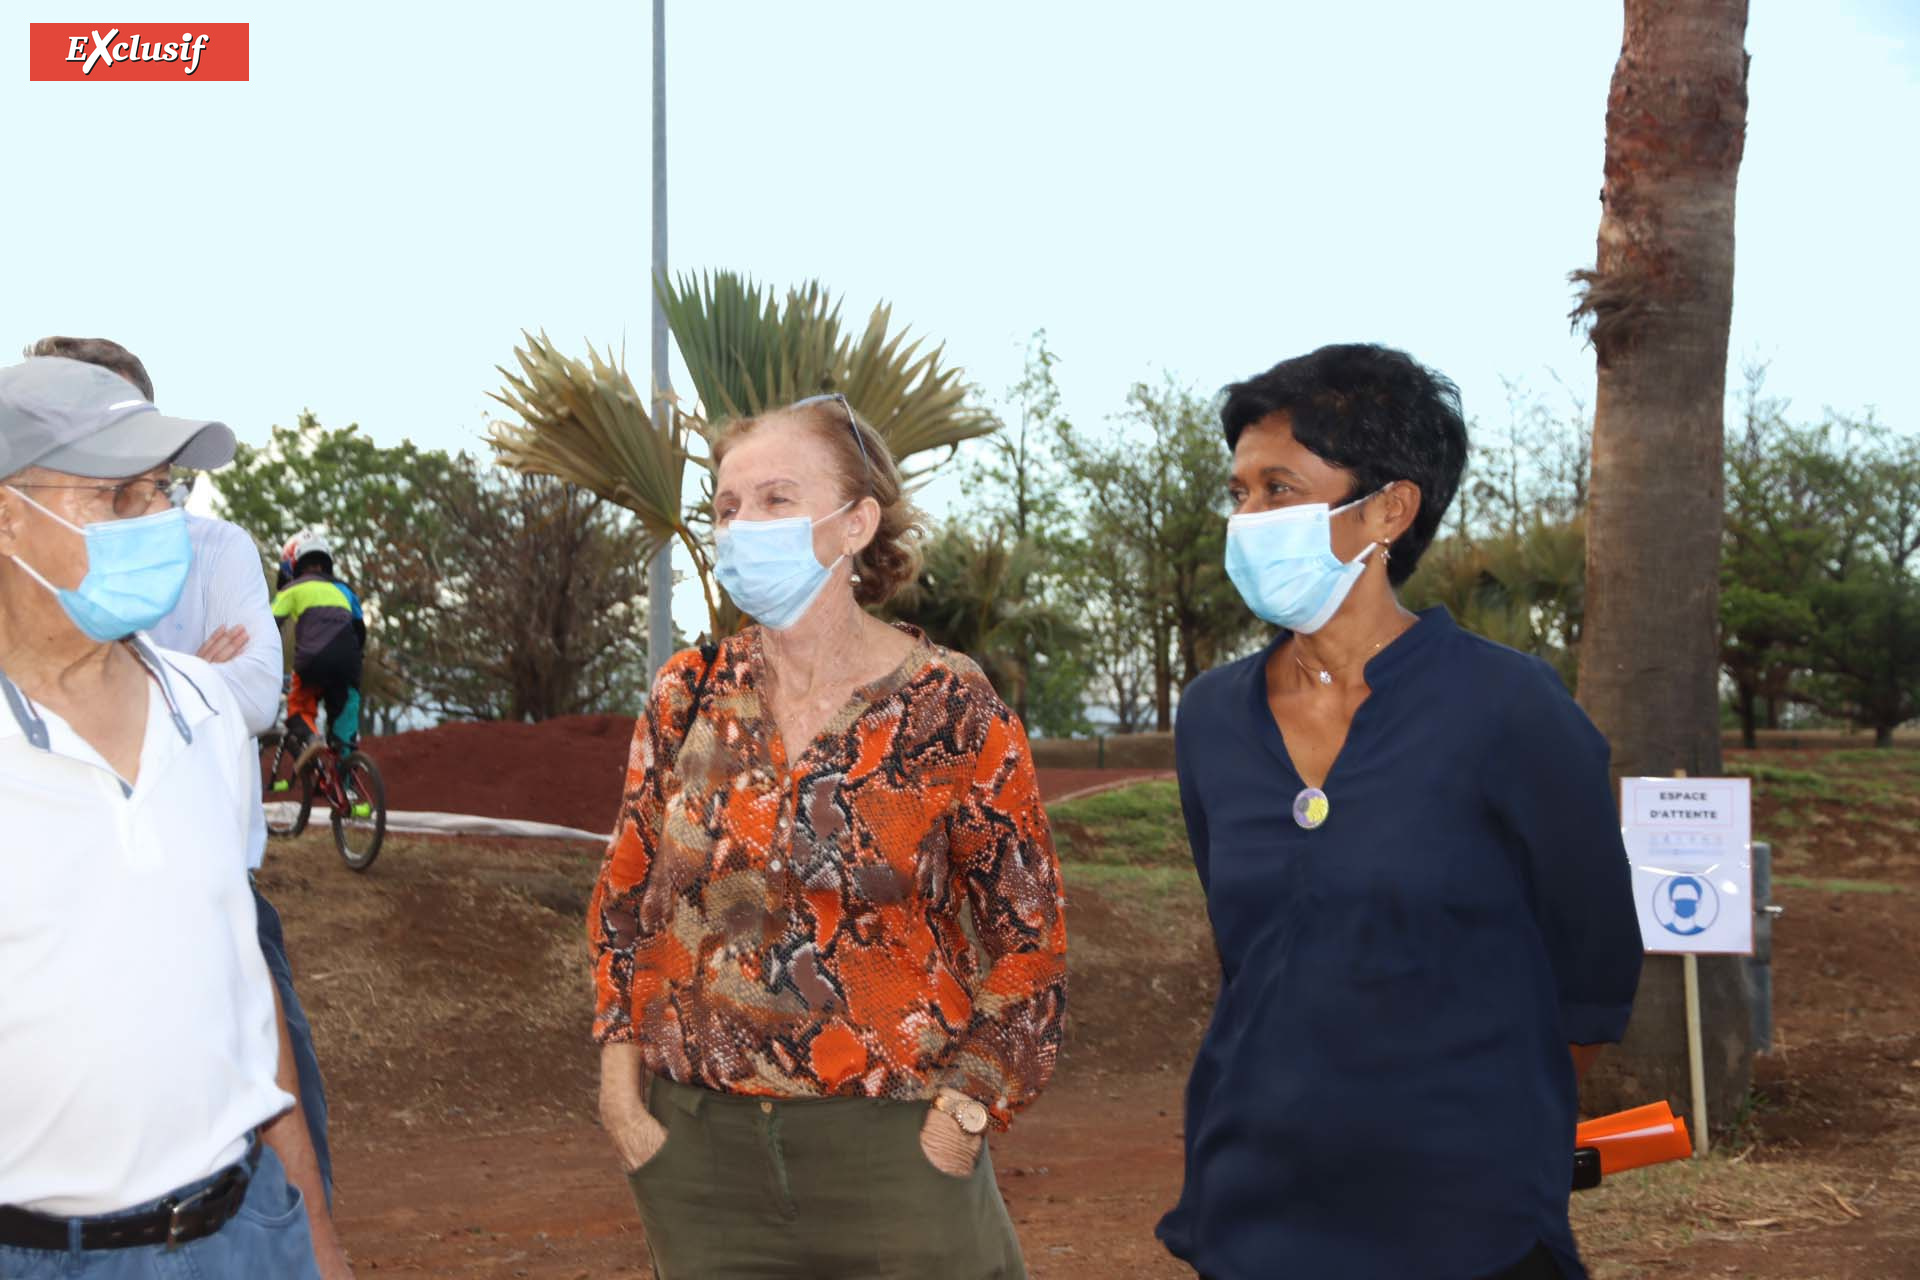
left=281, top=529, right=332, bottom=566
left=281, top=529, right=335, bottom=579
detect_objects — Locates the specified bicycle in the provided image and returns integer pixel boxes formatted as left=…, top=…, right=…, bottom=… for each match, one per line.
left=262, top=724, right=388, bottom=872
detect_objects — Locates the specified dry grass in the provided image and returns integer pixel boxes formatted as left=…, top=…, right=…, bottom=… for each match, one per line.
left=1575, top=1153, right=1901, bottom=1277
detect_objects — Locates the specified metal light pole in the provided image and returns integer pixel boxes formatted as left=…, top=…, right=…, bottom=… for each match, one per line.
left=646, top=0, right=675, bottom=677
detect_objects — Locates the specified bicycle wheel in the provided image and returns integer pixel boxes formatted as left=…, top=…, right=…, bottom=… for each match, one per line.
left=261, top=737, right=313, bottom=837
left=331, top=750, right=387, bottom=872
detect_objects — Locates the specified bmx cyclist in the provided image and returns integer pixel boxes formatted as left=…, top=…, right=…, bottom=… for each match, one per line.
left=272, top=531, right=365, bottom=773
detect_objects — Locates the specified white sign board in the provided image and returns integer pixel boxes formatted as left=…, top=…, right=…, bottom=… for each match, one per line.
left=1620, top=777, right=1753, bottom=956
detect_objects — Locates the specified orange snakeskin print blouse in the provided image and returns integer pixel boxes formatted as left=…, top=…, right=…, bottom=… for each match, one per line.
left=588, top=625, right=1067, bottom=1129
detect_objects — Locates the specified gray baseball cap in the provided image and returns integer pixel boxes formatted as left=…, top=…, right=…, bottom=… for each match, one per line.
left=0, top=356, right=235, bottom=479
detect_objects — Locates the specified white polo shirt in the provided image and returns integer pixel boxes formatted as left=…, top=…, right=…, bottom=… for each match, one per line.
left=0, top=639, right=291, bottom=1216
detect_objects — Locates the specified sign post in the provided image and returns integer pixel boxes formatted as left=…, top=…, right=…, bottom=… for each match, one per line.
left=1620, top=773, right=1753, bottom=1159
left=1683, top=951, right=1706, bottom=1156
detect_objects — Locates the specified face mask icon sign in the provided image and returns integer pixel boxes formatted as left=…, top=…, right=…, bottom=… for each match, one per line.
left=1652, top=874, right=1720, bottom=937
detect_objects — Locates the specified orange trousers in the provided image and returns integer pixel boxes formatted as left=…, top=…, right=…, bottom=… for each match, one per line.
left=287, top=671, right=360, bottom=745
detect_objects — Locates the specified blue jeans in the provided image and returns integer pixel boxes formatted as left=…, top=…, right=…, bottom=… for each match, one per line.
left=251, top=882, right=334, bottom=1207
left=0, top=1146, right=318, bottom=1279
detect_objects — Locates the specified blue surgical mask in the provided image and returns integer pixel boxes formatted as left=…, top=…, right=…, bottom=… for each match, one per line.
left=1224, top=489, right=1385, bottom=634
left=6, top=486, right=192, bottom=642
left=714, top=501, right=853, bottom=630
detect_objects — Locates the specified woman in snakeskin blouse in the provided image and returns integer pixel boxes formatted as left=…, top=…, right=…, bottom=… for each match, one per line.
left=589, top=393, right=1068, bottom=1279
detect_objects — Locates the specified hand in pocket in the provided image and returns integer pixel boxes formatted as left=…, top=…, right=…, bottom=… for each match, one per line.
left=917, top=1104, right=984, bottom=1177
left=611, top=1106, right=671, bottom=1176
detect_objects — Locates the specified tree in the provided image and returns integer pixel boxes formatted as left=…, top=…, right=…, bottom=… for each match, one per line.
left=1568, top=0, right=1753, bottom=1125
left=213, top=411, right=458, bottom=732
left=887, top=525, right=1085, bottom=733
left=1457, top=378, right=1592, bottom=537
left=1407, top=381, right=1592, bottom=687
left=956, top=331, right=1087, bottom=727
left=402, top=464, right=655, bottom=722
left=1056, top=540, right=1157, bottom=733
left=1798, top=430, right=1920, bottom=746
left=487, top=272, right=996, bottom=640
left=1719, top=373, right=1854, bottom=746
left=1057, top=377, right=1257, bottom=731
left=1403, top=518, right=1587, bottom=691
left=966, top=331, right=1073, bottom=547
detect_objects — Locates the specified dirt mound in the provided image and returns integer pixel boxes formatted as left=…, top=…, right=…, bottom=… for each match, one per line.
left=363, top=716, right=1169, bottom=832
left=363, top=715, right=635, bottom=832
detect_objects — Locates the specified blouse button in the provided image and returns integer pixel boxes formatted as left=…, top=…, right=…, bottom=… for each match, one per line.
left=769, top=859, right=783, bottom=872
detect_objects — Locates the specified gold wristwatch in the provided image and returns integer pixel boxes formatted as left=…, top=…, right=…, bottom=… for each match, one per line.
left=933, top=1092, right=990, bottom=1135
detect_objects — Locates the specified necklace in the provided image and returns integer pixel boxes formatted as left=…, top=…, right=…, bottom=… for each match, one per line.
left=1289, top=623, right=1410, bottom=687
left=1284, top=620, right=1415, bottom=830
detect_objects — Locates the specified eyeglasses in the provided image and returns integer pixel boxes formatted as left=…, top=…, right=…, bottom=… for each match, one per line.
left=13, top=473, right=177, bottom=519
left=793, top=392, right=873, bottom=492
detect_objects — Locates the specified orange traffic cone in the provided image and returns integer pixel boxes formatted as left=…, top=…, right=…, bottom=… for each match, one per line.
left=1573, top=1101, right=1694, bottom=1189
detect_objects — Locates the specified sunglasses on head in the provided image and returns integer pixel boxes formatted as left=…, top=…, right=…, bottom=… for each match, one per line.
left=791, top=392, right=873, bottom=492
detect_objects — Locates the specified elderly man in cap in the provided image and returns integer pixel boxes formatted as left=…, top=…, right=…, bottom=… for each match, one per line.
left=24, top=335, right=344, bottom=1240
left=0, top=357, right=334, bottom=1279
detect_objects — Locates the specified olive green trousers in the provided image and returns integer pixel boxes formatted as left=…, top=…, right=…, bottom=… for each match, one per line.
left=626, top=1076, right=1028, bottom=1280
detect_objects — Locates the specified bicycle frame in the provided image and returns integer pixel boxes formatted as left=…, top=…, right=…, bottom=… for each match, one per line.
left=309, top=747, right=374, bottom=819
left=261, top=709, right=386, bottom=870
left=265, top=737, right=369, bottom=819
left=309, top=750, right=344, bottom=809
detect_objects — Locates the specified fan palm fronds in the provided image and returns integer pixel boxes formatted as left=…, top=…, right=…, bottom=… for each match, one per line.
left=659, top=270, right=997, bottom=472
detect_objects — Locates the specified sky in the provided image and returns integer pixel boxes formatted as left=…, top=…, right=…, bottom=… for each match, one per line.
left=7, top=1, right=1916, bottom=543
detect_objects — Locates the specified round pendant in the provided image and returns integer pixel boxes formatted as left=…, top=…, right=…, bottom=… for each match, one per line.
left=1293, top=787, right=1330, bottom=831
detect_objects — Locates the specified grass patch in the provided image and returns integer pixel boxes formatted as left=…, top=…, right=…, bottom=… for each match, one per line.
left=1725, top=761, right=1841, bottom=800
left=1827, top=748, right=1920, bottom=771
left=1049, top=780, right=1189, bottom=867
left=1574, top=1154, right=1879, bottom=1276
left=1060, top=862, right=1203, bottom=929
left=1775, top=875, right=1906, bottom=895
left=1063, top=861, right=1196, bottom=895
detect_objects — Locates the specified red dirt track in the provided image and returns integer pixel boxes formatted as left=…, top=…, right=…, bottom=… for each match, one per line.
left=364, top=717, right=1167, bottom=831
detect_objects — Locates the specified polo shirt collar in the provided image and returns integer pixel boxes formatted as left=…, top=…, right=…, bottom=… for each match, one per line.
left=0, top=634, right=216, bottom=754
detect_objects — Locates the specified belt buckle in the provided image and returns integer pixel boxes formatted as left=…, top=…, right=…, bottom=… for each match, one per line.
left=162, top=1175, right=224, bottom=1250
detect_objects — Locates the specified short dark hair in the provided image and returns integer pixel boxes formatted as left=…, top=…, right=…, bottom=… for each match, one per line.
left=23, top=336, right=154, bottom=402
left=1220, top=343, right=1468, bottom=585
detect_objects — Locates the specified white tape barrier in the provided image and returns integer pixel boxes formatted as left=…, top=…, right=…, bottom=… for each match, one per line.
left=264, top=802, right=609, bottom=843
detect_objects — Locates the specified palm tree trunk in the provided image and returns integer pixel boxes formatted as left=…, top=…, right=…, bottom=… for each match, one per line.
left=1571, top=0, right=1753, bottom=1132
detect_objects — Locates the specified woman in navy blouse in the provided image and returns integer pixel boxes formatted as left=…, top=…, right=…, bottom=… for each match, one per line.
left=1156, top=344, right=1643, bottom=1280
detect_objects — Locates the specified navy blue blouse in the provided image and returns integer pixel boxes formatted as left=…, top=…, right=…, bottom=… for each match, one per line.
left=1156, top=608, right=1642, bottom=1280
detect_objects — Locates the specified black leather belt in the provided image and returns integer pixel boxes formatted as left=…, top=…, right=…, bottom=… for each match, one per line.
left=0, top=1147, right=256, bottom=1252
